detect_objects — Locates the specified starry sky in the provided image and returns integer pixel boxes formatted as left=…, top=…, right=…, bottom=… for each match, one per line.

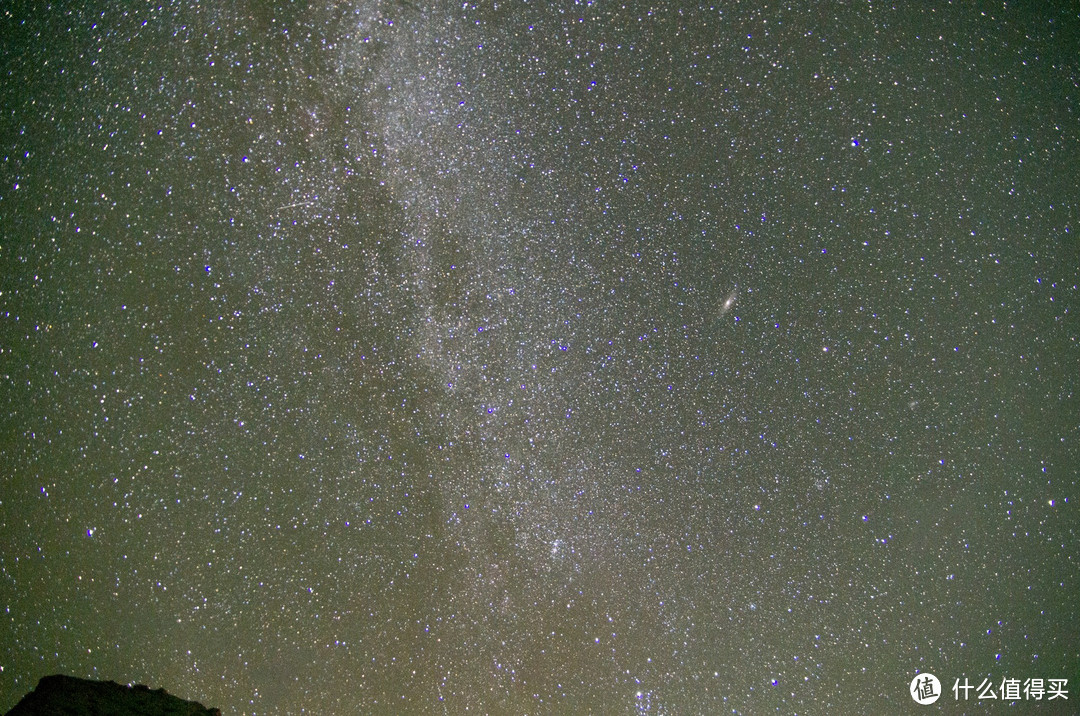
left=1, top=2, right=1078, bottom=714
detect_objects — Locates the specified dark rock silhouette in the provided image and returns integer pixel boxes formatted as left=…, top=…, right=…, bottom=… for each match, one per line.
left=4, top=674, right=221, bottom=716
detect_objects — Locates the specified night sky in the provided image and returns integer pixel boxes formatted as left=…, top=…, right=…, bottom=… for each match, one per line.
left=2, top=2, right=1078, bottom=714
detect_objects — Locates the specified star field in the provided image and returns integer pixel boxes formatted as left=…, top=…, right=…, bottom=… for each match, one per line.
left=1, top=2, right=1078, bottom=714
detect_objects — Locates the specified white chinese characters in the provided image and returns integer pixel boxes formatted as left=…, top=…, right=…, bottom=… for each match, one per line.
left=952, top=677, right=1068, bottom=701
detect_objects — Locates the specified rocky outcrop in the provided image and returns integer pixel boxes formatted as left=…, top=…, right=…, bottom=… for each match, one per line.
left=5, top=674, right=221, bottom=716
